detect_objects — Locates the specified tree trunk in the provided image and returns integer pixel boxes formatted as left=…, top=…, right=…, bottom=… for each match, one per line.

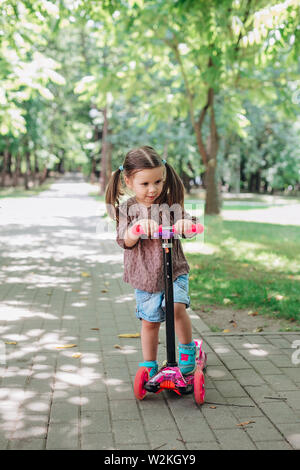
left=99, top=105, right=108, bottom=195
left=13, top=154, right=21, bottom=187
left=172, top=44, right=220, bottom=214
left=1, top=147, right=9, bottom=187
left=106, top=136, right=112, bottom=182
left=24, top=151, right=31, bottom=190
left=249, top=171, right=261, bottom=193
left=205, top=162, right=219, bottom=214
left=33, top=153, right=39, bottom=185
left=90, top=156, right=96, bottom=183
left=57, top=158, right=64, bottom=173
left=91, top=121, right=101, bottom=184
left=7, top=152, right=12, bottom=177
left=195, top=88, right=220, bottom=214
left=39, top=166, right=48, bottom=185
left=193, top=87, right=220, bottom=214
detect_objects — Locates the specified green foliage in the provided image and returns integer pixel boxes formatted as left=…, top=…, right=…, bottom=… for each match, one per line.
left=187, top=215, right=300, bottom=323
left=0, top=0, right=299, bottom=194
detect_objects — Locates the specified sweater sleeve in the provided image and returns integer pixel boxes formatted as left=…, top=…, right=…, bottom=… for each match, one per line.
left=116, top=202, right=138, bottom=250
left=181, top=208, right=202, bottom=239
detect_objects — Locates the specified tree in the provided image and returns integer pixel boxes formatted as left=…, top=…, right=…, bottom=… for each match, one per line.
left=97, top=0, right=299, bottom=213
left=0, top=0, right=66, bottom=187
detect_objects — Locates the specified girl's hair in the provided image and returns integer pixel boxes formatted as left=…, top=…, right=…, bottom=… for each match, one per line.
left=105, top=145, right=185, bottom=223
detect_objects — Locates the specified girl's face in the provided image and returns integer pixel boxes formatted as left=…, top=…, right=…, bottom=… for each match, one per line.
left=125, top=166, right=165, bottom=206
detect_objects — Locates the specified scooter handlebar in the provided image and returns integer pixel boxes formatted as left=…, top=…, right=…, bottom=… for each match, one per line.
left=131, top=223, right=204, bottom=237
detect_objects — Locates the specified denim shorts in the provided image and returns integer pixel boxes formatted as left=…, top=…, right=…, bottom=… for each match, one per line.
left=134, top=274, right=190, bottom=323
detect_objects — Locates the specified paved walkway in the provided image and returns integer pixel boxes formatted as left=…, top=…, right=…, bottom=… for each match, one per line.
left=0, top=174, right=299, bottom=450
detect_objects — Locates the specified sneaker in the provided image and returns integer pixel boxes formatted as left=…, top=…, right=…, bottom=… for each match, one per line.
left=139, top=360, right=158, bottom=378
left=178, top=342, right=196, bottom=375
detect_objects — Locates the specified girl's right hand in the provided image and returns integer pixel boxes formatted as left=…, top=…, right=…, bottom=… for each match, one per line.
left=131, top=219, right=159, bottom=238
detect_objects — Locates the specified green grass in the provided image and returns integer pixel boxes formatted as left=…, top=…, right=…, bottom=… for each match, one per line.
left=185, top=216, right=300, bottom=326
left=222, top=204, right=276, bottom=211
left=89, top=192, right=105, bottom=201
left=0, top=179, right=55, bottom=198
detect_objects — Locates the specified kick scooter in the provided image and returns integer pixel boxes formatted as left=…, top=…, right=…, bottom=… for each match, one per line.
left=132, top=222, right=207, bottom=405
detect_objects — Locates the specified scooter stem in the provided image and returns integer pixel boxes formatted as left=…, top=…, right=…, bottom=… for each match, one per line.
left=163, top=237, right=177, bottom=367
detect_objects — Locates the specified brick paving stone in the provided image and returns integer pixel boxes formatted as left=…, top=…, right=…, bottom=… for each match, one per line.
left=49, top=401, right=79, bottom=424
left=81, top=410, right=111, bottom=434
left=280, top=391, right=300, bottom=411
left=270, top=354, right=291, bottom=368
left=206, top=365, right=235, bottom=381
left=174, top=415, right=216, bottom=443
left=1, top=174, right=299, bottom=451
left=231, top=369, right=265, bottom=386
left=147, top=429, right=185, bottom=450
left=213, top=380, right=248, bottom=398
left=263, top=373, right=298, bottom=391
left=275, top=423, right=300, bottom=449
left=248, top=359, right=283, bottom=376
left=244, top=384, right=280, bottom=403
left=186, top=441, right=221, bottom=450
left=141, top=408, right=177, bottom=432
left=259, top=402, right=300, bottom=424
left=219, top=356, right=252, bottom=370
left=213, top=428, right=256, bottom=450
left=8, top=438, right=46, bottom=450
left=226, top=401, right=265, bottom=420
left=283, top=367, right=300, bottom=383
left=46, top=422, right=80, bottom=449
left=113, top=420, right=148, bottom=446
left=244, top=416, right=285, bottom=442
left=202, top=405, right=240, bottom=429
left=255, top=440, right=292, bottom=450
left=81, top=432, right=115, bottom=450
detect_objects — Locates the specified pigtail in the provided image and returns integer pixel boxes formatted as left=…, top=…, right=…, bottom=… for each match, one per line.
left=157, top=161, right=185, bottom=209
left=105, top=168, right=124, bottom=224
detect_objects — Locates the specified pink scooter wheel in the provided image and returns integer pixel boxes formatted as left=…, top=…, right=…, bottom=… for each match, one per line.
left=134, top=367, right=149, bottom=400
left=194, top=367, right=205, bottom=405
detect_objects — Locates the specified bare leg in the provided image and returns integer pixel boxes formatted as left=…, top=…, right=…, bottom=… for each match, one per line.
left=140, top=320, right=161, bottom=361
left=174, top=303, right=192, bottom=344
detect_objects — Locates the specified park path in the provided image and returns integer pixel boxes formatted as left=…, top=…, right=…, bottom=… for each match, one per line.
left=0, top=173, right=299, bottom=450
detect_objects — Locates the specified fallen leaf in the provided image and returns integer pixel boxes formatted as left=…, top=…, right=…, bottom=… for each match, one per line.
left=114, top=344, right=123, bottom=349
left=81, top=272, right=91, bottom=277
left=5, top=341, right=17, bottom=345
left=253, top=327, right=264, bottom=333
left=209, top=406, right=217, bottom=409
left=91, top=328, right=100, bottom=330
left=236, top=420, right=255, bottom=427
left=56, top=344, right=77, bottom=349
left=118, top=333, right=141, bottom=338
left=223, top=298, right=232, bottom=305
left=101, top=289, right=108, bottom=293
left=72, top=353, right=82, bottom=358
left=223, top=329, right=230, bottom=333
left=248, top=310, right=258, bottom=316
left=229, top=320, right=238, bottom=328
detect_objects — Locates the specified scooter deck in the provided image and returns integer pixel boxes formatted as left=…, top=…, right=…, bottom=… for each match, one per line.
left=144, top=339, right=207, bottom=396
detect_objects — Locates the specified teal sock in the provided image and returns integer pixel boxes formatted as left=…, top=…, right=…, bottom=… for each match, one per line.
left=139, top=360, right=158, bottom=378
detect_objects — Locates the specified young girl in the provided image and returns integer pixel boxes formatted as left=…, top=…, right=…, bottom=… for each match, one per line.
left=105, top=146, right=199, bottom=378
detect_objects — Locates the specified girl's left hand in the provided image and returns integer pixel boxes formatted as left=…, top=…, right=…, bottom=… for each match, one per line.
left=174, top=219, right=194, bottom=235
